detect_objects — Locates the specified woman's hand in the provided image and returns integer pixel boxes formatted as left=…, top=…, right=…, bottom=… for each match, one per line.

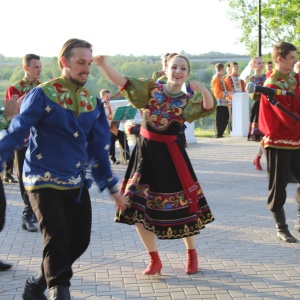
left=189, top=81, right=214, bottom=110
left=189, top=81, right=206, bottom=93
left=93, top=55, right=106, bottom=67
left=93, top=55, right=127, bottom=87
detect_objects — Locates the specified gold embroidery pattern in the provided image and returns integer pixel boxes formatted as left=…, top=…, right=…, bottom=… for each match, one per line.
left=23, top=172, right=82, bottom=186
left=145, top=87, right=186, bottom=131
left=264, top=136, right=300, bottom=147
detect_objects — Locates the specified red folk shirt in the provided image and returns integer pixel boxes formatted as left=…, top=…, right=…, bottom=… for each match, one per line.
left=5, top=77, right=40, bottom=104
left=5, top=77, right=40, bottom=146
left=258, top=70, right=300, bottom=149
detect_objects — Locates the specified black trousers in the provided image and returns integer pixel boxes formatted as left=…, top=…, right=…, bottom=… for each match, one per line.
left=14, top=147, right=34, bottom=220
left=28, top=188, right=92, bottom=288
left=215, top=106, right=229, bottom=137
left=5, top=155, right=14, bottom=174
left=227, top=106, right=232, bottom=133
left=110, top=130, right=130, bottom=161
left=266, top=148, right=300, bottom=212
left=0, top=179, right=6, bottom=231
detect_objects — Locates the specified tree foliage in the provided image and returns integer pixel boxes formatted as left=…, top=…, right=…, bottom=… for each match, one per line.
left=221, top=0, right=300, bottom=56
left=0, top=52, right=250, bottom=106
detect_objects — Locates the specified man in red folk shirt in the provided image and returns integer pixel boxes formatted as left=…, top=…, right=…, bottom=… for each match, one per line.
left=259, top=42, right=300, bottom=243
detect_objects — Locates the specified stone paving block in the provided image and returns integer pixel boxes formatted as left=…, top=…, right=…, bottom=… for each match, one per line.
left=1, top=137, right=300, bottom=299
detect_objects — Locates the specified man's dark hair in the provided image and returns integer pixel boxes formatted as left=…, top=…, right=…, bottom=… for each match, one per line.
left=58, top=38, right=92, bottom=70
left=272, top=42, right=297, bottom=63
left=22, top=54, right=40, bottom=67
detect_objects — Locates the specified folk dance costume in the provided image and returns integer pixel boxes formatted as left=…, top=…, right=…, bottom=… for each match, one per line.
left=211, top=74, right=230, bottom=137
left=259, top=70, right=300, bottom=242
left=2, top=76, right=117, bottom=192
left=5, top=77, right=41, bottom=103
left=5, top=77, right=41, bottom=232
left=0, top=76, right=117, bottom=289
left=156, top=74, right=192, bottom=146
left=246, top=74, right=266, bottom=141
left=0, top=112, right=13, bottom=271
left=115, top=77, right=215, bottom=239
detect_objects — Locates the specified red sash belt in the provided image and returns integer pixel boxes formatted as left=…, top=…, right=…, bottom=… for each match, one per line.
left=140, top=127, right=198, bottom=213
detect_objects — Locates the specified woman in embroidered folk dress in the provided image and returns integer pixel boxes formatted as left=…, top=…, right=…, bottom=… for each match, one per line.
left=95, top=54, right=215, bottom=275
left=246, top=57, right=267, bottom=170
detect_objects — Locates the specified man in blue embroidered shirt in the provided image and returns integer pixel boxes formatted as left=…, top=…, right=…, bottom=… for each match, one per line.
left=0, top=38, right=126, bottom=300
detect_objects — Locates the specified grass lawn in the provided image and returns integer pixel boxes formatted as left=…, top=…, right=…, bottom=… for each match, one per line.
left=194, top=127, right=230, bottom=138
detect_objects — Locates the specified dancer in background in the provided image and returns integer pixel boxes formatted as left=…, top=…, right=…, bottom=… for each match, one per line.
left=246, top=57, right=266, bottom=170
left=0, top=95, right=20, bottom=271
left=225, top=62, right=246, bottom=132
left=100, top=89, right=131, bottom=164
left=152, top=53, right=169, bottom=81
left=95, top=54, right=216, bottom=275
left=265, top=61, right=273, bottom=73
left=211, top=63, right=232, bottom=138
left=259, top=42, right=300, bottom=243
left=5, top=54, right=42, bottom=232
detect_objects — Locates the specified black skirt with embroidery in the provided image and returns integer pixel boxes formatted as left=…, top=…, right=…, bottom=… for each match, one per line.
left=115, top=125, right=214, bottom=240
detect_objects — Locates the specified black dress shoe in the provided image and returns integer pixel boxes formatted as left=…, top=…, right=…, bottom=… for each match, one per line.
left=110, top=159, right=120, bottom=165
left=3, top=173, right=18, bottom=183
left=22, top=276, right=47, bottom=300
left=22, top=220, right=38, bottom=232
left=49, top=285, right=71, bottom=300
left=287, top=173, right=298, bottom=184
left=31, top=214, right=38, bottom=223
left=0, top=260, right=12, bottom=271
left=277, top=230, right=297, bottom=243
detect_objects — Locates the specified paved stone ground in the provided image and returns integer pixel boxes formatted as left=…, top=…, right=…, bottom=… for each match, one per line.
left=0, top=136, right=299, bottom=299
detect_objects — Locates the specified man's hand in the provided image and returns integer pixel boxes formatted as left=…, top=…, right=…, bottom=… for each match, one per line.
left=111, top=192, right=128, bottom=212
left=4, top=95, right=21, bottom=121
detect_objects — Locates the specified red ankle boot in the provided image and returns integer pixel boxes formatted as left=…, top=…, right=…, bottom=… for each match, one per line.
left=143, top=251, right=162, bottom=275
left=253, top=155, right=262, bottom=170
left=185, top=249, right=198, bottom=274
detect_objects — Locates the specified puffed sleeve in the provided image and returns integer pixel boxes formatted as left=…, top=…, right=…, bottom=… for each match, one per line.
left=183, top=92, right=217, bottom=123
left=120, top=77, right=155, bottom=109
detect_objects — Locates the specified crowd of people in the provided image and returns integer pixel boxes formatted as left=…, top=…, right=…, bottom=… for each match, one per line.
left=0, top=39, right=300, bottom=299
left=210, top=42, right=300, bottom=244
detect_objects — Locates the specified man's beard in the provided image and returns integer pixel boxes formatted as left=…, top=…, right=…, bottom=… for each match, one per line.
left=69, top=75, right=87, bottom=87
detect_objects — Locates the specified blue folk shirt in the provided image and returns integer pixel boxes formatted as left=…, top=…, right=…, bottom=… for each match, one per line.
left=0, top=76, right=117, bottom=192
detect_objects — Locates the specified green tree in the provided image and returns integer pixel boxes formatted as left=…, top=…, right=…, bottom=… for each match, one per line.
left=10, top=66, right=23, bottom=84
left=0, top=68, right=13, bottom=80
left=48, top=57, right=61, bottom=79
left=220, top=0, right=300, bottom=56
